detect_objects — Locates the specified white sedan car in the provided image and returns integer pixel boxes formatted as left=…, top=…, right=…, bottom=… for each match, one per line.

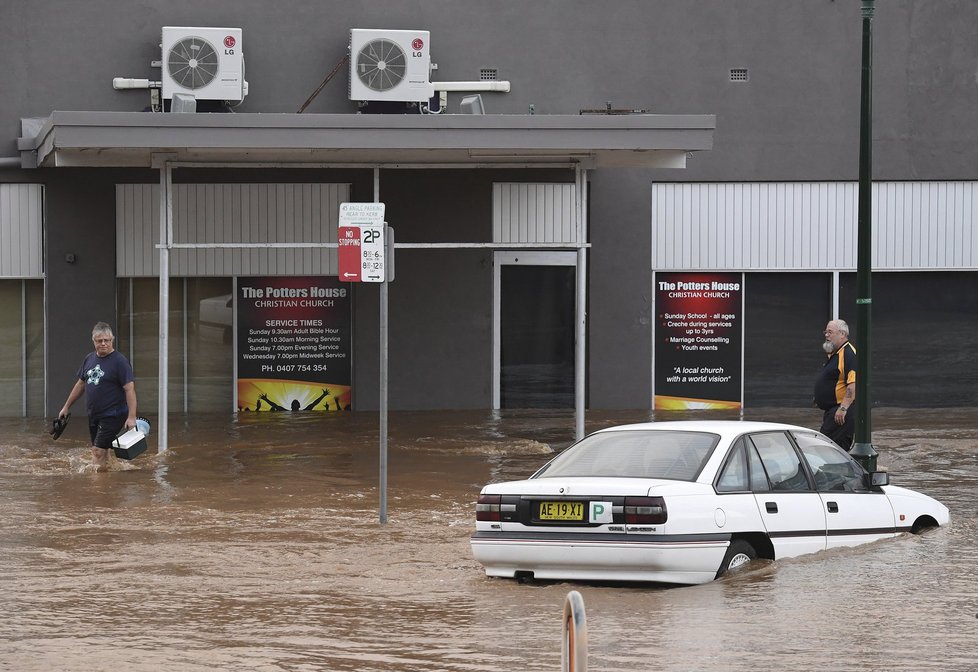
left=471, top=421, right=950, bottom=585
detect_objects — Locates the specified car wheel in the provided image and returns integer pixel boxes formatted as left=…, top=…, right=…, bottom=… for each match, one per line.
left=716, top=539, right=757, bottom=578
left=910, top=516, right=938, bottom=534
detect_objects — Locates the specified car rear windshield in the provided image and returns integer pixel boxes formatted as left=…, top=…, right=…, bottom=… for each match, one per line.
left=534, top=430, right=719, bottom=481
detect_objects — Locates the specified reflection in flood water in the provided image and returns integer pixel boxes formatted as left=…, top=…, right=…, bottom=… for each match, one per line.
left=1, top=408, right=976, bottom=671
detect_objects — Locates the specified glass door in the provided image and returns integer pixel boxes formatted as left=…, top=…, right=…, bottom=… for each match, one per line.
left=493, top=251, right=577, bottom=409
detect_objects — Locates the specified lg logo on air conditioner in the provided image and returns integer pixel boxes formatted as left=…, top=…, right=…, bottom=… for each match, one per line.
left=224, top=35, right=236, bottom=55
left=412, top=37, right=424, bottom=57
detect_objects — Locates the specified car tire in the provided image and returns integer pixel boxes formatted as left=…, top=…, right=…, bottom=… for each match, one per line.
left=716, top=539, right=757, bottom=578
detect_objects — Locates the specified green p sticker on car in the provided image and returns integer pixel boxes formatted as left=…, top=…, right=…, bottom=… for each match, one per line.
left=589, top=501, right=614, bottom=523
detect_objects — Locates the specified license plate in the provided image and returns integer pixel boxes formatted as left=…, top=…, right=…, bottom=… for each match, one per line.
left=538, top=501, right=584, bottom=521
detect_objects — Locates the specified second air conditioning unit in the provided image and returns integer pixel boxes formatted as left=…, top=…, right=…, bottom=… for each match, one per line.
left=161, top=26, right=248, bottom=101
left=349, top=29, right=434, bottom=103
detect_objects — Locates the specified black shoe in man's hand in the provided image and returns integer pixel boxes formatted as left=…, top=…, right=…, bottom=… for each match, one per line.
left=49, top=414, right=70, bottom=440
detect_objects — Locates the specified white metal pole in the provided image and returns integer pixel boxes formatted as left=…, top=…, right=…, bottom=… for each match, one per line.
left=232, top=276, right=239, bottom=412
left=21, top=282, right=27, bottom=416
left=832, top=270, right=840, bottom=319
left=157, top=159, right=172, bottom=453
left=182, top=281, right=188, bottom=413
left=128, top=280, right=134, bottom=366
left=561, top=590, right=589, bottom=672
left=575, top=167, right=588, bottom=441
left=740, top=271, right=746, bottom=418
left=376, top=168, right=388, bottom=524
left=491, top=254, right=501, bottom=410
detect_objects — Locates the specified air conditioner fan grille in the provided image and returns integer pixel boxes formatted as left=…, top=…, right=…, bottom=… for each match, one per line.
left=167, top=36, right=219, bottom=90
left=356, top=38, right=406, bottom=92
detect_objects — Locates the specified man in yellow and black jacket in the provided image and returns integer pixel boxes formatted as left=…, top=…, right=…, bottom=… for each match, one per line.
left=813, top=319, right=856, bottom=451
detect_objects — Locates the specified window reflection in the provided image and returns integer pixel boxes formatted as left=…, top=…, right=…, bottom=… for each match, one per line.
left=118, top=277, right=234, bottom=413
left=717, top=438, right=749, bottom=492
left=793, top=431, right=867, bottom=492
left=0, top=280, right=44, bottom=416
left=750, top=432, right=812, bottom=492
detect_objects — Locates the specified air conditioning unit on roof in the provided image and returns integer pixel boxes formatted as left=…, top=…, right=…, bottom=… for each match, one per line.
left=349, top=29, right=434, bottom=103
left=161, top=26, right=248, bottom=101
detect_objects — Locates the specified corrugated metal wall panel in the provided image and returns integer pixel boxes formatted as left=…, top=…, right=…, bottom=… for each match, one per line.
left=874, top=180, right=978, bottom=269
left=492, top=183, right=578, bottom=243
left=116, top=183, right=157, bottom=277
left=0, top=184, right=43, bottom=278
left=652, top=181, right=978, bottom=271
left=116, top=183, right=351, bottom=277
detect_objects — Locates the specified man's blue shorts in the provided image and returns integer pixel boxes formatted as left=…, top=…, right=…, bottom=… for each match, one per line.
left=89, top=413, right=127, bottom=449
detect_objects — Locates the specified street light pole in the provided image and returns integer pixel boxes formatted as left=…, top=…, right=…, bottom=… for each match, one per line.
left=851, top=0, right=878, bottom=471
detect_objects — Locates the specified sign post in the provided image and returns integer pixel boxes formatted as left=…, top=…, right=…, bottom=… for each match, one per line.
left=338, top=202, right=392, bottom=524
left=851, top=0, right=879, bottom=472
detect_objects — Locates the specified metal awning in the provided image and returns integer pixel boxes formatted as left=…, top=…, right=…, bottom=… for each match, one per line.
left=17, top=110, right=714, bottom=169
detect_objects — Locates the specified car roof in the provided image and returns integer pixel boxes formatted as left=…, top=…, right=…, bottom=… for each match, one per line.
left=590, top=420, right=813, bottom=442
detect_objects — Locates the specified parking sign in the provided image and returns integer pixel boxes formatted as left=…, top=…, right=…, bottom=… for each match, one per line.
left=338, top=202, right=385, bottom=283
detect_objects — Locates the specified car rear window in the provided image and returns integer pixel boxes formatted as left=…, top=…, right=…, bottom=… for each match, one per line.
left=534, top=430, right=719, bottom=481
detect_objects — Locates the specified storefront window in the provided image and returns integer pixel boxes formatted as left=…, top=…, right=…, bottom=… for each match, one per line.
left=118, top=277, right=234, bottom=414
left=745, top=271, right=978, bottom=409
left=744, top=273, right=831, bottom=408
left=186, top=278, right=234, bottom=412
left=841, top=271, right=978, bottom=407
left=0, top=280, right=45, bottom=417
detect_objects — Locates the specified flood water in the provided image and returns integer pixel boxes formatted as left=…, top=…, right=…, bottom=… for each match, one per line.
left=2, top=407, right=976, bottom=671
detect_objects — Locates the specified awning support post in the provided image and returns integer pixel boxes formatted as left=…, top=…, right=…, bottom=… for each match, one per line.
left=153, top=154, right=174, bottom=453
left=575, top=166, right=588, bottom=441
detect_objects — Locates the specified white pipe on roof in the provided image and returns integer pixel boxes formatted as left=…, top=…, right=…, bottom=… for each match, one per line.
left=431, top=80, right=511, bottom=93
left=112, top=78, right=162, bottom=90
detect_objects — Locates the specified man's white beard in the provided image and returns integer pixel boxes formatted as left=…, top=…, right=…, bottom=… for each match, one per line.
left=822, top=340, right=834, bottom=354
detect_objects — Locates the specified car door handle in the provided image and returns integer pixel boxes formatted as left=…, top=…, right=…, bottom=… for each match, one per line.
left=765, top=502, right=778, bottom=513
left=826, top=501, right=839, bottom=513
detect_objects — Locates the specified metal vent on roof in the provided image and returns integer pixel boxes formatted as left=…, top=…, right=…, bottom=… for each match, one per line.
left=730, top=68, right=749, bottom=82
left=480, top=68, right=498, bottom=81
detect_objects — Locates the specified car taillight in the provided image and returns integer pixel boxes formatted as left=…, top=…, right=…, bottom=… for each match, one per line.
left=476, top=494, right=502, bottom=521
left=624, top=496, right=667, bottom=524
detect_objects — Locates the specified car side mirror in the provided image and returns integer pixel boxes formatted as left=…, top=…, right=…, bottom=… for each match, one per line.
left=864, top=471, right=889, bottom=487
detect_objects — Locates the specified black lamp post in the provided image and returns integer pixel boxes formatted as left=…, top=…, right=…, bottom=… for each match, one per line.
left=851, top=0, right=879, bottom=471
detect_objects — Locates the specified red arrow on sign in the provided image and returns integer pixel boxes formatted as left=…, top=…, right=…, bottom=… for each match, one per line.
left=338, top=226, right=361, bottom=282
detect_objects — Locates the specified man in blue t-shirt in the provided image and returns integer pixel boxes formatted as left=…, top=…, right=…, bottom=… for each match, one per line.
left=58, top=322, right=138, bottom=470
left=813, top=319, right=856, bottom=450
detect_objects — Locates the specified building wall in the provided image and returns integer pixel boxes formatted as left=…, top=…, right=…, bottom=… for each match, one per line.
left=116, top=183, right=352, bottom=276
left=44, top=171, right=135, bottom=413
left=653, top=182, right=978, bottom=271
left=1, top=2, right=977, bottom=414
left=355, top=168, right=571, bottom=410
left=589, top=169, right=656, bottom=409
left=3, top=1, right=976, bottom=178
left=0, top=184, right=43, bottom=277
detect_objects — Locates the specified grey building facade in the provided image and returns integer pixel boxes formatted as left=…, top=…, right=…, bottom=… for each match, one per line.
left=1, top=1, right=976, bottom=422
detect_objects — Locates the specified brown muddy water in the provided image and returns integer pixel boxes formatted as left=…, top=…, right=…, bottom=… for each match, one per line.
left=1, top=407, right=976, bottom=672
